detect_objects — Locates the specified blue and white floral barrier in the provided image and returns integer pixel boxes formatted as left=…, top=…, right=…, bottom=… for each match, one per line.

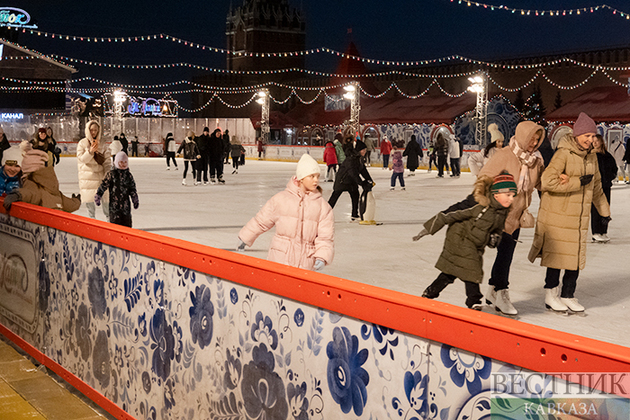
left=1, top=202, right=629, bottom=420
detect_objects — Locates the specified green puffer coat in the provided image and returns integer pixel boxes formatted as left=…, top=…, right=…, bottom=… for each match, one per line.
left=424, top=175, right=509, bottom=283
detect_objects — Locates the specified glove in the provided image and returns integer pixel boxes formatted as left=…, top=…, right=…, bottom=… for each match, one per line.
left=72, top=193, right=81, bottom=202
left=488, top=233, right=501, bottom=248
left=580, top=174, right=593, bottom=186
left=601, top=216, right=611, bottom=228
left=131, top=193, right=139, bottom=209
left=237, top=240, right=246, bottom=251
left=412, top=228, right=429, bottom=241
left=3, top=192, right=21, bottom=210
left=94, top=194, right=101, bottom=206
left=313, top=259, right=325, bottom=271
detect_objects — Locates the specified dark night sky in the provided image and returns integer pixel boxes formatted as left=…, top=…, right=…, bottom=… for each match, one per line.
left=10, top=1, right=630, bottom=87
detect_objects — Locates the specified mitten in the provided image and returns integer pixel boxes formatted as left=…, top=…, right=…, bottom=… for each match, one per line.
left=131, top=193, right=139, bottom=209
left=488, top=233, right=502, bottom=248
left=3, top=192, right=21, bottom=210
left=412, top=228, right=429, bottom=241
left=237, top=240, right=246, bottom=251
left=94, top=194, right=101, bottom=206
left=580, top=174, right=593, bottom=186
left=72, top=193, right=81, bottom=202
left=313, top=259, right=325, bottom=271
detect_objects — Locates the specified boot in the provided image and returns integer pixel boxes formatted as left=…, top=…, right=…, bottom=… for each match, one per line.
left=545, top=288, right=568, bottom=312
left=210, top=177, right=217, bottom=184
left=485, top=285, right=496, bottom=305
left=560, top=297, right=585, bottom=312
left=495, top=289, right=518, bottom=315
left=218, top=176, right=225, bottom=184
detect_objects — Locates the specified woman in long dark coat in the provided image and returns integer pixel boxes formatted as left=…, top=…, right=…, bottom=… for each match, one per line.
left=403, top=135, right=423, bottom=176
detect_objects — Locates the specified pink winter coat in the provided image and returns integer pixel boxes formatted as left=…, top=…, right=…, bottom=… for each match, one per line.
left=238, top=177, right=334, bottom=270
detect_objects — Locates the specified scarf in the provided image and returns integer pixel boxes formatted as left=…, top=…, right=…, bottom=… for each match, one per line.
left=509, top=136, right=542, bottom=193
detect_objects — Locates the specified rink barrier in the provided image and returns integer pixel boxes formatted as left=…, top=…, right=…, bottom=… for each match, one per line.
left=1, top=199, right=629, bottom=419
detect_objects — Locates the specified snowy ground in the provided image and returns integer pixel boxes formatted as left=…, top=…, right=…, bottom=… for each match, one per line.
left=54, top=156, right=630, bottom=348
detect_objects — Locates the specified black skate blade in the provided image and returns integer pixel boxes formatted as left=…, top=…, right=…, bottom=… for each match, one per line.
left=545, top=304, right=569, bottom=315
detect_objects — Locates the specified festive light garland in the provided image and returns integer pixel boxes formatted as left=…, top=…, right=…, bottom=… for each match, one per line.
left=447, top=0, right=630, bottom=20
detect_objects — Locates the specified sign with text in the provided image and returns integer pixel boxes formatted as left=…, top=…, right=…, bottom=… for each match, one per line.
left=0, top=7, right=37, bottom=29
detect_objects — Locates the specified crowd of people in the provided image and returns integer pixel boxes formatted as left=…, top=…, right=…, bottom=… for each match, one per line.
left=0, top=113, right=627, bottom=316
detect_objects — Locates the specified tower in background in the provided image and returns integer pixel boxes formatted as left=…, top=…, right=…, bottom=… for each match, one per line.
left=226, top=0, right=306, bottom=71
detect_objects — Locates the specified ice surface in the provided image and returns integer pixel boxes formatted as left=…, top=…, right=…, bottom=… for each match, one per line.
left=54, top=157, right=630, bottom=348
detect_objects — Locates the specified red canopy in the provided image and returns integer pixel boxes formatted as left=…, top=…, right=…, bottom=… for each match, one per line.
left=546, top=86, right=630, bottom=123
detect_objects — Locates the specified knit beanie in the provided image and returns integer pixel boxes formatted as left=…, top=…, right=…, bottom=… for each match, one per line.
left=1, top=145, right=23, bottom=167
left=488, top=123, right=504, bottom=142
left=295, top=153, right=320, bottom=180
left=572, top=112, right=597, bottom=137
left=491, top=171, right=517, bottom=195
left=38, top=127, right=47, bottom=135
left=114, top=152, right=128, bottom=169
left=355, top=139, right=367, bottom=152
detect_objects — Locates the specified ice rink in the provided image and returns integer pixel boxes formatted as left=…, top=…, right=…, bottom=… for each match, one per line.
left=53, top=156, right=630, bottom=348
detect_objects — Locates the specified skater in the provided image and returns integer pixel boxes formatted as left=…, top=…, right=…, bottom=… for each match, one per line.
left=131, top=136, right=139, bottom=157
left=591, top=134, right=618, bottom=243
left=323, top=140, right=338, bottom=182
left=364, top=134, right=374, bottom=166
left=328, top=138, right=374, bottom=221
left=1, top=146, right=22, bottom=197
left=223, top=129, right=231, bottom=164
left=389, top=140, right=405, bottom=191
left=435, top=133, right=448, bottom=178
left=177, top=131, right=200, bottom=185
left=94, top=152, right=138, bottom=228
left=257, top=137, right=265, bottom=160
left=164, top=133, right=178, bottom=170
left=469, top=135, right=504, bottom=177
left=448, top=134, right=461, bottom=177
left=237, top=153, right=334, bottom=271
left=4, top=141, right=80, bottom=212
left=119, top=133, right=129, bottom=155
left=195, top=128, right=210, bottom=184
left=47, top=127, right=61, bottom=166
left=333, top=134, right=346, bottom=165
left=230, top=138, right=245, bottom=174
left=623, top=142, right=630, bottom=184
left=403, top=135, right=422, bottom=176
left=380, top=136, right=392, bottom=170
left=415, top=172, right=516, bottom=310
left=427, top=141, right=437, bottom=173
left=528, top=112, right=611, bottom=314
left=478, top=120, right=545, bottom=316
left=77, top=120, right=111, bottom=220
left=208, top=128, right=225, bottom=184
left=110, top=135, right=122, bottom=163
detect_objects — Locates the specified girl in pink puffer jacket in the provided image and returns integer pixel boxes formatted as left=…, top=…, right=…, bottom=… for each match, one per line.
left=238, top=154, right=334, bottom=271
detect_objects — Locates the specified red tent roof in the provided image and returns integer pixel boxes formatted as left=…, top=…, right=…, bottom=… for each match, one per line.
left=546, top=86, right=630, bottom=122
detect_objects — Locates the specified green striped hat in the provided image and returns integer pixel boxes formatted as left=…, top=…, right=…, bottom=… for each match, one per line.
left=491, top=171, right=517, bottom=195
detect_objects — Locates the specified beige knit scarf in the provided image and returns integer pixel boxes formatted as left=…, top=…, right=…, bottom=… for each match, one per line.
left=509, top=137, right=542, bottom=193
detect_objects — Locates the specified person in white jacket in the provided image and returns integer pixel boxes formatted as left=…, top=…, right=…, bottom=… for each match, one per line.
left=468, top=124, right=505, bottom=177
left=447, top=134, right=461, bottom=177
left=77, top=120, right=111, bottom=219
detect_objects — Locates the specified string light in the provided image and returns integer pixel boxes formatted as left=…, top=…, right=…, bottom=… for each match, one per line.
left=448, top=1, right=630, bottom=20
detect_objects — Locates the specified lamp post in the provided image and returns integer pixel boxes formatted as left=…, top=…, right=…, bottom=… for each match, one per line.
left=113, top=89, right=127, bottom=135
left=257, top=89, right=270, bottom=145
left=467, top=74, right=488, bottom=146
left=343, top=82, right=360, bottom=136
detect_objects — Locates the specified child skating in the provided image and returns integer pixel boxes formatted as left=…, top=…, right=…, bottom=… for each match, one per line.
left=413, top=172, right=516, bottom=309
left=389, top=140, right=405, bottom=190
left=95, top=152, right=139, bottom=228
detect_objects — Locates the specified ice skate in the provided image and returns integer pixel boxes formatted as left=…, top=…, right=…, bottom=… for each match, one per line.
left=469, top=303, right=483, bottom=311
left=592, top=234, right=606, bottom=242
left=600, top=234, right=610, bottom=242
left=218, top=176, right=225, bottom=184
left=174, top=166, right=178, bottom=170
left=232, top=169, right=237, bottom=174
left=194, top=181, right=200, bottom=186
left=390, top=187, right=395, bottom=191
left=560, top=297, right=585, bottom=314
left=166, top=167, right=170, bottom=170
left=210, top=177, right=217, bottom=184
left=545, top=288, right=568, bottom=313
left=203, top=181, right=209, bottom=186
left=182, top=179, right=186, bottom=186
left=421, top=285, right=440, bottom=299
left=494, top=289, right=518, bottom=316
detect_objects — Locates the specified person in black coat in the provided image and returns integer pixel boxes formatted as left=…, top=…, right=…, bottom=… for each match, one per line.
left=403, top=134, right=423, bottom=176
left=591, top=135, right=618, bottom=242
left=94, top=152, right=138, bottom=227
left=208, top=128, right=225, bottom=184
left=328, top=139, right=373, bottom=221
left=623, top=141, right=630, bottom=184
left=435, top=133, right=448, bottom=177
left=223, top=130, right=231, bottom=164
left=195, top=127, right=211, bottom=184
left=119, top=133, right=129, bottom=155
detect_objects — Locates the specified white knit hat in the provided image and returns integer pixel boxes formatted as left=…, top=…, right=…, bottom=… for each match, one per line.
left=295, top=154, right=320, bottom=180
left=488, top=123, right=504, bottom=142
left=2, top=145, right=23, bottom=167
left=114, top=151, right=128, bottom=169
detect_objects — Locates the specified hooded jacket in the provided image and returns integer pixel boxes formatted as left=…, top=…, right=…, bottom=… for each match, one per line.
left=424, top=175, right=509, bottom=283
left=77, top=122, right=111, bottom=203
left=323, top=142, right=338, bottom=165
left=528, top=134, right=610, bottom=270
left=478, top=121, right=545, bottom=234
left=20, top=165, right=81, bottom=212
left=403, top=138, right=423, bottom=170
left=239, top=178, right=334, bottom=270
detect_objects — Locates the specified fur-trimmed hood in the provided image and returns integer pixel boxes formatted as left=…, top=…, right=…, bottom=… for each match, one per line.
left=472, top=175, right=494, bottom=207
